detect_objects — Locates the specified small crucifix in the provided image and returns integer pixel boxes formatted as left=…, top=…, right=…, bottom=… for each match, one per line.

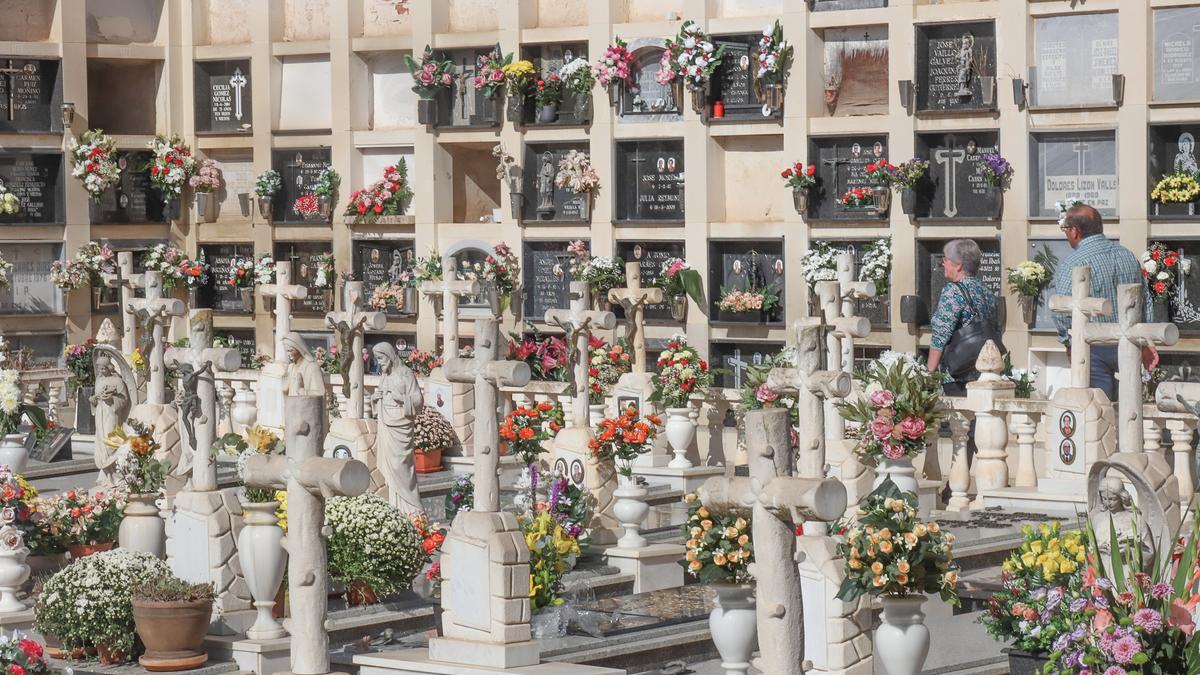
left=608, top=261, right=663, bottom=375
left=325, top=281, right=386, bottom=418
left=0, top=61, right=35, bottom=123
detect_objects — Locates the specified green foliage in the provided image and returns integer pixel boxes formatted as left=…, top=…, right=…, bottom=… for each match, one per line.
left=131, top=575, right=215, bottom=603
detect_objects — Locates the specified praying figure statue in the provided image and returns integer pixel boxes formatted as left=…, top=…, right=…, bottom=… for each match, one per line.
left=537, top=151, right=555, bottom=214
left=281, top=332, right=326, bottom=397
left=370, top=342, right=424, bottom=515
left=1090, top=476, right=1155, bottom=566
left=955, top=33, right=975, bottom=97
left=91, top=352, right=131, bottom=485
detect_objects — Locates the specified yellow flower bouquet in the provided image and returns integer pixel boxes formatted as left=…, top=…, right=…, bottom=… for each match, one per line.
left=678, top=491, right=753, bottom=584
left=1151, top=172, right=1200, bottom=204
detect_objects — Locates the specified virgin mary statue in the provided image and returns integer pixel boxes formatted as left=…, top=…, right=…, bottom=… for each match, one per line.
left=370, top=342, right=424, bottom=514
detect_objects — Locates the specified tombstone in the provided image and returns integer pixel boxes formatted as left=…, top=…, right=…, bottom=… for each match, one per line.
left=709, top=240, right=785, bottom=324
left=1149, top=124, right=1200, bottom=218
left=522, top=42, right=589, bottom=125
left=821, top=26, right=888, bottom=117
left=712, top=33, right=768, bottom=119
left=353, top=238, right=416, bottom=317
left=613, top=240, right=685, bottom=323
left=1030, top=131, right=1118, bottom=218
left=808, top=135, right=888, bottom=220
left=916, top=132, right=1001, bottom=220
left=90, top=151, right=166, bottom=224
left=435, top=47, right=501, bottom=129
left=915, top=21, right=997, bottom=113
left=198, top=243, right=254, bottom=312
left=0, top=243, right=65, bottom=316
left=619, top=42, right=680, bottom=117
left=1031, top=13, right=1119, bottom=108
left=812, top=0, right=885, bottom=10
left=256, top=261, right=308, bottom=430
left=101, top=252, right=145, bottom=355
left=274, top=241, right=334, bottom=313
left=614, top=139, right=684, bottom=223
left=193, top=59, right=252, bottom=134
left=521, top=142, right=590, bottom=222
left=0, top=57, right=63, bottom=133
left=0, top=151, right=63, bottom=224
left=912, top=238, right=1002, bottom=326
left=1152, top=241, right=1200, bottom=329
left=323, top=282, right=387, bottom=483
left=1154, top=6, right=1200, bottom=102
left=270, top=148, right=332, bottom=224
left=522, top=239, right=579, bottom=320
left=813, top=240, right=890, bottom=327
left=709, top=341, right=785, bottom=390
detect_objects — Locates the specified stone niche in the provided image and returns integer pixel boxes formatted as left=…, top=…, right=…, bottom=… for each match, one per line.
left=358, top=146, right=416, bottom=212
left=273, top=241, right=335, bottom=315
left=1154, top=6, right=1200, bottom=103
left=353, top=239, right=415, bottom=318
left=87, top=59, right=160, bottom=135
left=86, top=0, right=163, bottom=44
left=522, top=142, right=589, bottom=223
left=708, top=239, right=785, bottom=325
left=520, top=43, right=589, bottom=125
left=710, top=33, right=773, bottom=120
left=445, top=144, right=499, bottom=224
left=709, top=340, right=784, bottom=390
left=196, top=242, right=254, bottom=312
left=1030, top=13, right=1118, bottom=109
left=619, top=41, right=681, bottom=119
left=622, top=0, right=683, bottom=22
left=270, top=148, right=331, bottom=224
left=356, top=51, right=416, bottom=130
left=0, top=243, right=62, bottom=315
left=613, top=240, right=684, bottom=324
left=202, top=0, right=252, bottom=45
left=89, top=150, right=165, bottom=224
left=523, top=239, right=582, bottom=320
left=716, top=136, right=784, bottom=223
left=1149, top=124, right=1200, bottom=219
left=1024, top=238, right=1073, bottom=332
left=0, top=333, right=63, bottom=364
left=822, top=26, right=888, bottom=117
left=535, top=0, right=586, bottom=27
left=1028, top=130, right=1117, bottom=219
left=713, top=0, right=782, bottom=18
left=194, top=59, right=252, bottom=134
left=276, top=55, right=332, bottom=131
left=447, top=0, right=498, bottom=32
left=914, top=20, right=997, bottom=114
left=811, top=239, right=891, bottom=328
left=914, top=131, right=1001, bottom=221
left=808, top=134, right=889, bottom=221
left=0, top=151, right=63, bottom=225
left=205, top=148, right=254, bottom=221
left=0, top=0, right=55, bottom=42
left=362, top=0, right=413, bottom=37
left=0, top=57, right=63, bottom=134
left=283, top=0, right=330, bottom=41
left=1156, top=241, right=1200, bottom=332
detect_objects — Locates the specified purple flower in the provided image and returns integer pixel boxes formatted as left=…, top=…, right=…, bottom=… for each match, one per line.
left=1093, top=594, right=1110, bottom=610
left=1150, top=582, right=1172, bottom=600
left=1064, top=650, right=1085, bottom=668
left=1070, top=625, right=1087, bottom=641
left=1046, top=587, right=1064, bottom=612
left=1070, top=597, right=1089, bottom=612
left=1132, top=608, right=1163, bottom=632
left=1052, top=633, right=1072, bottom=652
left=1096, top=577, right=1114, bottom=591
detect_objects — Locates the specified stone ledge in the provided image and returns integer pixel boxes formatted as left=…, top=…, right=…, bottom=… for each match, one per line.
left=356, top=648, right=625, bottom=674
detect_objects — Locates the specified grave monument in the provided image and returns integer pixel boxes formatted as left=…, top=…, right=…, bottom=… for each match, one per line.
left=419, top=255, right=479, bottom=457
left=255, top=261, right=308, bottom=430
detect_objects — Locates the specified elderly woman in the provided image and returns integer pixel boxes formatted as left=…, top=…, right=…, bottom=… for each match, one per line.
left=926, top=239, right=1001, bottom=396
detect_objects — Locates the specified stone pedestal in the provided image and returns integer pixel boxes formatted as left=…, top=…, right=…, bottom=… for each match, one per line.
left=445, top=454, right=524, bottom=486
left=629, top=464, right=724, bottom=494
left=552, top=426, right=619, bottom=546
left=355, top=650, right=625, bottom=675
left=168, top=488, right=253, bottom=634
left=603, top=543, right=685, bottom=594
left=204, top=635, right=291, bottom=675
left=796, top=535, right=873, bottom=675
left=425, top=371, right=473, bottom=456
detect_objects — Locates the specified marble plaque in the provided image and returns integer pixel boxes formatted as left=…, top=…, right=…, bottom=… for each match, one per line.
left=1032, top=14, right=1118, bottom=108
left=812, top=0, right=886, bottom=10
left=522, top=240, right=580, bottom=320
left=198, top=243, right=254, bottom=313
left=193, top=59, right=252, bottom=133
left=522, top=142, right=590, bottom=222
left=917, top=238, right=1002, bottom=324
left=1159, top=241, right=1200, bottom=331
left=822, top=27, right=888, bottom=117
left=915, top=21, right=997, bottom=113
left=364, top=333, right=418, bottom=375
left=271, top=148, right=332, bottom=224
left=1026, top=238, right=1073, bottom=332
left=353, top=239, right=415, bottom=317
left=814, top=239, right=890, bottom=327
left=273, top=241, right=334, bottom=314
left=0, top=57, right=63, bottom=133
left=0, top=151, right=62, bottom=224
left=709, top=340, right=784, bottom=390
left=614, top=240, right=686, bottom=324
left=809, top=135, right=888, bottom=220
left=214, top=330, right=259, bottom=369
left=708, top=239, right=785, bottom=324
left=439, top=48, right=500, bottom=128
left=0, top=243, right=62, bottom=314
left=713, top=36, right=759, bottom=117
left=1149, top=124, right=1200, bottom=218
left=90, top=151, right=165, bottom=224
left=1030, top=131, right=1117, bottom=218
left=170, top=511, right=211, bottom=585
left=615, top=140, right=684, bottom=222
left=1154, top=7, right=1200, bottom=102
left=916, top=131, right=1001, bottom=220
left=620, top=46, right=680, bottom=117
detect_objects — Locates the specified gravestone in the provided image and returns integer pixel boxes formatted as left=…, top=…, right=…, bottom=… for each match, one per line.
left=1149, top=124, right=1200, bottom=218
left=439, top=47, right=500, bottom=128
left=814, top=240, right=890, bottom=327
left=270, top=148, right=332, bottom=224
left=214, top=330, right=258, bottom=368
left=0, top=57, right=63, bottom=133
left=0, top=151, right=62, bottom=224
left=353, top=238, right=415, bottom=317
left=822, top=26, right=888, bottom=117
left=1158, top=241, right=1200, bottom=330
left=1026, top=238, right=1074, bottom=331
left=1154, top=7, right=1200, bottom=102
left=620, top=44, right=680, bottom=117
left=0, top=243, right=62, bottom=315
left=615, top=140, right=684, bottom=222
left=916, top=238, right=1002, bottom=325
left=812, top=0, right=886, bottom=10
left=614, top=240, right=685, bottom=323
left=916, top=131, right=1001, bottom=220
left=522, top=142, right=590, bottom=222
left=712, top=34, right=763, bottom=119
left=809, top=135, right=888, bottom=220
left=90, top=151, right=166, bottom=224
left=522, top=240, right=580, bottom=320
left=524, top=42, right=589, bottom=124
left=198, top=243, right=254, bottom=312
left=709, top=340, right=785, bottom=390
left=274, top=241, right=334, bottom=314
left=28, top=425, right=73, bottom=463
left=1032, top=13, right=1118, bottom=108
left=1031, top=131, right=1118, bottom=218
left=915, top=21, right=997, bottom=113
left=709, top=239, right=785, bottom=324
left=447, top=243, right=502, bottom=317
left=194, top=59, right=252, bottom=134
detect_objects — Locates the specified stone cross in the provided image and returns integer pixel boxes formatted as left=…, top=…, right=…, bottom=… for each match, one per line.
left=1083, top=284, right=1178, bottom=455
left=103, top=252, right=145, bottom=356
left=419, top=256, right=479, bottom=357
left=325, top=281, right=385, bottom=419
left=1048, top=266, right=1114, bottom=389
left=164, top=310, right=241, bottom=492
left=546, top=280, right=617, bottom=429
left=257, top=261, right=308, bottom=364
left=699, top=408, right=848, bottom=675
left=244, top=395, right=369, bottom=675
left=607, top=261, right=663, bottom=375
left=127, top=270, right=186, bottom=405
left=816, top=252, right=873, bottom=439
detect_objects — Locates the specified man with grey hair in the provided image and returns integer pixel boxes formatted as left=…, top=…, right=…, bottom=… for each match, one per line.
left=1052, top=204, right=1156, bottom=401
left=927, top=238, right=999, bottom=395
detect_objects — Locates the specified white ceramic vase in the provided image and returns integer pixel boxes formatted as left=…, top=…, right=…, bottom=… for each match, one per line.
left=709, top=583, right=757, bottom=675
left=0, top=434, right=27, bottom=475
left=119, top=493, right=165, bottom=558
left=612, top=474, right=649, bottom=549
left=588, top=403, right=606, bottom=428
left=0, top=542, right=29, bottom=613
left=874, top=456, right=919, bottom=496
left=665, top=406, right=696, bottom=469
left=239, top=500, right=288, bottom=640
left=875, top=595, right=930, bottom=675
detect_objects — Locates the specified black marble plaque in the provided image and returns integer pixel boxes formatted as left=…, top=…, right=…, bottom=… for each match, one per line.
left=1158, top=241, right=1200, bottom=333
left=615, top=140, right=684, bottom=222
left=364, top=333, right=418, bottom=375
left=90, top=151, right=166, bottom=224
left=709, top=341, right=784, bottom=390
left=814, top=239, right=890, bottom=327
left=0, top=243, right=62, bottom=314
left=1160, top=351, right=1200, bottom=384
left=809, top=135, right=887, bottom=220
left=620, top=47, right=680, bottom=116
left=915, top=22, right=997, bottom=113
left=1155, top=7, right=1200, bottom=103
left=812, top=0, right=886, bottom=10
left=523, top=240, right=581, bottom=320
left=916, top=132, right=1001, bottom=220
left=1149, top=124, right=1200, bottom=218
left=353, top=239, right=415, bottom=317
left=523, top=43, right=589, bottom=125
left=1030, top=131, right=1117, bottom=218
left=1032, top=14, right=1118, bottom=108
left=198, top=243, right=254, bottom=313
left=523, top=142, right=590, bottom=222
left=0, top=151, right=62, bottom=225
left=274, top=241, right=334, bottom=314
left=614, top=240, right=686, bottom=324
left=438, top=48, right=501, bottom=128
left=1026, top=238, right=1074, bottom=332
left=214, top=330, right=259, bottom=369
left=917, top=238, right=1002, bottom=326
left=194, top=59, right=252, bottom=134
left=709, top=240, right=785, bottom=324
left=713, top=36, right=758, bottom=117
left=0, top=58, right=62, bottom=133
left=271, top=148, right=332, bottom=224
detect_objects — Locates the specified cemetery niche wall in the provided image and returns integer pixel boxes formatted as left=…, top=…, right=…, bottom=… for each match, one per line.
left=522, top=239, right=581, bottom=321
left=809, top=134, right=888, bottom=220
left=522, top=142, right=590, bottom=223
left=709, top=340, right=784, bottom=390
left=0, top=150, right=62, bottom=224
left=615, top=139, right=684, bottom=223
left=915, top=21, right=997, bottom=114
left=194, top=59, right=252, bottom=134
left=213, top=330, right=259, bottom=369
left=1149, top=123, right=1200, bottom=218
left=270, top=148, right=332, bottom=224
left=911, top=238, right=1002, bottom=327
left=0, top=57, right=63, bottom=134
left=811, top=0, right=886, bottom=11
left=614, top=240, right=685, bottom=324
left=90, top=151, right=166, bottom=224
left=1154, top=6, right=1200, bottom=103
left=353, top=239, right=416, bottom=317
left=425, top=47, right=501, bottom=129
left=708, top=239, right=785, bottom=325
left=915, top=131, right=1001, bottom=221
left=197, top=243, right=254, bottom=313
left=1025, top=238, right=1072, bottom=332
left=619, top=41, right=681, bottom=119
left=1030, top=131, right=1117, bottom=218
left=274, top=241, right=334, bottom=314
left=1031, top=13, right=1119, bottom=109
left=0, top=243, right=63, bottom=315
left=821, top=27, right=888, bottom=117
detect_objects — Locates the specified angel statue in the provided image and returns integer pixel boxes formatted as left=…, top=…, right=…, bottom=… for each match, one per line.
left=91, top=347, right=136, bottom=485
left=1090, top=476, right=1156, bottom=567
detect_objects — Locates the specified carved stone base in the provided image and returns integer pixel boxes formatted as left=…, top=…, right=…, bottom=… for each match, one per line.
left=796, top=535, right=874, bottom=675
left=551, top=427, right=619, bottom=546
left=425, top=371, right=473, bottom=456
left=324, top=418, right=384, bottom=495
left=167, top=488, right=253, bottom=632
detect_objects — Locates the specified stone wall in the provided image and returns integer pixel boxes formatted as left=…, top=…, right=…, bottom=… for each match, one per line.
left=0, top=0, right=54, bottom=41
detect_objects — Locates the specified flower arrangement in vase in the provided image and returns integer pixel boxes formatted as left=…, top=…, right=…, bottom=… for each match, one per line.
left=68, top=130, right=121, bottom=201
left=146, top=134, right=197, bottom=206
left=404, top=45, right=456, bottom=98
left=141, top=244, right=187, bottom=291
left=254, top=169, right=281, bottom=220
left=507, top=331, right=570, bottom=382
left=860, top=238, right=893, bottom=296
left=655, top=258, right=705, bottom=320
left=412, top=406, right=455, bottom=473
left=456, top=242, right=519, bottom=315
left=0, top=180, right=17, bottom=216
left=659, top=20, right=725, bottom=100
left=755, top=20, right=793, bottom=88
left=651, top=337, right=713, bottom=468
left=325, top=494, right=427, bottom=605
left=590, top=407, right=660, bottom=549
left=0, top=363, right=46, bottom=449
left=502, top=59, right=536, bottom=101
left=178, top=255, right=211, bottom=289
left=367, top=282, right=409, bottom=312
left=554, top=150, right=600, bottom=218
left=977, top=153, right=1013, bottom=190
left=403, top=349, right=442, bottom=377
left=838, top=187, right=874, bottom=209
left=444, top=475, right=474, bottom=520
left=105, top=420, right=167, bottom=495
left=801, top=240, right=839, bottom=294
left=560, top=58, right=595, bottom=99
left=573, top=249, right=625, bottom=308
left=312, top=346, right=341, bottom=375
left=782, top=160, right=817, bottom=213
left=253, top=254, right=276, bottom=286
left=345, top=159, right=413, bottom=223
left=1141, top=242, right=1189, bottom=304
left=38, top=488, right=124, bottom=556
left=717, top=284, right=780, bottom=316
left=0, top=466, right=58, bottom=558
left=594, top=38, right=633, bottom=94
left=473, top=47, right=513, bottom=100
left=219, top=425, right=283, bottom=503
left=1151, top=172, right=1200, bottom=205
left=1007, top=245, right=1057, bottom=324
left=534, top=74, right=564, bottom=123
left=50, top=241, right=117, bottom=293
left=189, top=158, right=222, bottom=222
left=680, top=491, right=753, bottom=583
left=499, top=402, right=564, bottom=465
left=0, top=634, right=50, bottom=675
left=890, top=159, right=929, bottom=215
left=587, top=336, right=631, bottom=405
left=514, top=464, right=589, bottom=626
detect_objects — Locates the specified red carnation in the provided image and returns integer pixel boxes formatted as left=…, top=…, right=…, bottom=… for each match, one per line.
left=1152, top=249, right=1162, bottom=261
left=1166, top=256, right=1178, bottom=267
left=781, top=169, right=792, bottom=178
left=806, top=164, right=815, bottom=176
left=1154, top=281, right=1167, bottom=293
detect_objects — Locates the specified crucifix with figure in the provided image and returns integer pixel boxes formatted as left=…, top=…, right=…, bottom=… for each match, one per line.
left=325, top=281, right=385, bottom=418
left=817, top=251, right=873, bottom=441
left=103, top=251, right=146, bottom=357
left=127, top=270, right=186, bottom=405
left=609, top=261, right=670, bottom=467
left=0, top=61, right=35, bottom=123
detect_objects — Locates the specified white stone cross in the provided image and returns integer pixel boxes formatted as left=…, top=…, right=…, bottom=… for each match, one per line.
left=127, top=270, right=186, bottom=405
left=816, top=252, right=873, bottom=439
left=325, top=281, right=385, bottom=419
left=103, top=251, right=145, bottom=357
left=607, top=261, right=663, bottom=376
left=1048, top=266, right=1114, bottom=389
left=419, top=256, right=480, bottom=357
left=244, top=395, right=369, bottom=675
left=164, top=310, right=241, bottom=491
left=257, top=261, right=308, bottom=364
left=546, top=280, right=617, bottom=429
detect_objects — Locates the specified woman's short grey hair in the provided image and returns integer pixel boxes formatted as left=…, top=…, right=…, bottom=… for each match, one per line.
left=943, top=239, right=982, bottom=276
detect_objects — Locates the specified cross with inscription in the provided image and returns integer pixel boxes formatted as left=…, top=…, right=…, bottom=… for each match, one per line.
left=727, top=348, right=749, bottom=390
left=935, top=145, right=967, bottom=217
left=230, top=68, right=247, bottom=121
left=0, top=61, right=35, bottom=122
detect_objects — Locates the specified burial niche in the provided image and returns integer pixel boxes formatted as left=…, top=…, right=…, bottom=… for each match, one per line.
left=912, top=238, right=1002, bottom=326
left=273, top=241, right=335, bottom=314
left=821, top=27, right=888, bottom=117
left=708, top=239, right=785, bottom=325
left=520, top=42, right=590, bottom=125
left=914, top=21, right=997, bottom=114
left=615, top=140, right=684, bottom=223
left=1031, top=13, right=1119, bottom=109
left=194, top=59, right=252, bottom=134
left=0, top=57, right=63, bottom=134
left=353, top=239, right=416, bottom=317
left=522, top=240, right=582, bottom=320
left=0, top=151, right=62, bottom=225
left=270, top=148, right=332, bottom=224
left=0, top=243, right=62, bottom=315
left=809, top=135, right=888, bottom=221
left=915, top=131, right=1001, bottom=221
left=619, top=43, right=681, bottom=118
left=1149, top=124, right=1200, bottom=218
left=1030, top=131, right=1117, bottom=218
left=522, top=142, right=590, bottom=223
left=1155, top=7, right=1200, bottom=103
left=614, top=240, right=685, bottom=324
left=197, top=243, right=254, bottom=313
left=709, top=340, right=785, bottom=390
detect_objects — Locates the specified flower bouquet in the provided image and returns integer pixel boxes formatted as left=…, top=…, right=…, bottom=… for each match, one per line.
left=0, top=633, right=51, bottom=675
left=587, top=336, right=631, bottom=404
left=679, top=491, right=753, bottom=583
left=0, top=181, right=17, bottom=216
left=0, top=365, right=46, bottom=438
left=38, top=488, right=124, bottom=549
left=142, top=244, right=187, bottom=290
left=559, top=57, right=595, bottom=102
left=146, top=134, right=196, bottom=206
left=836, top=356, right=944, bottom=468
left=839, top=187, right=874, bottom=208
left=68, top=129, right=121, bottom=202
left=521, top=507, right=582, bottom=613
left=755, top=20, right=793, bottom=86
left=473, top=47, right=513, bottom=100
left=313, top=346, right=341, bottom=375
left=403, top=349, right=441, bottom=377
left=578, top=254, right=625, bottom=307
left=189, top=159, right=221, bottom=192
left=978, top=153, right=1014, bottom=190
left=534, top=74, right=564, bottom=122
left=253, top=254, right=276, bottom=286
left=325, top=494, right=426, bottom=603
left=861, top=238, right=892, bottom=296
left=404, top=45, right=456, bottom=99
left=367, top=284, right=408, bottom=311
left=783, top=161, right=817, bottom=213
left=554, top=150, right=600, bottom=208
left=589, top=406, right=661, bottom=478
left=0, top=466, right=59, bottom=556
left=1151, top=172, right=1200, bottom=204
left=105, top=420, right=167, bottom=494
left=594, top=38, right=633, bottom=93
left=660, top=20, right=725, bottom=97
left=1007, top=260, right=1051, bottom=298
left=219, top=425, right=282, bottom=503
left=508, top=332, right=570, bottom=382
left=178, top=256, right=211, bottom=289
left=500, top=402, right=564, bottom=465
left=801, top=240, right=839, bottom=292
left=456, top=242, right=519, bottom=314
left=255, top=170, right=281, bottom=198
left=345, top=160, right=413, bottom=223
left=1141, top=242, right=1189, bottom=304
left=63, top=338, right=96, bottom=390
left=655, top=257, right=705, bottom=319
left=651, top=337, right=713, bottom=408
left=717, top=284, right=780, bottom=316
left=413, top=406, right=455, bottom=472
left=444, top=475, right=474, bottom=520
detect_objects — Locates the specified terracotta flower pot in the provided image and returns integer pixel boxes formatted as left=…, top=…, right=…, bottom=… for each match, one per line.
left=97, top=643, right=127, bottom=665
left=415, top=448, right=443, bottom=474
left=345, top=580, right=378, bottom=607
left=271, top=586, right=286, bottom=619
left=133, top=597, right=213, bottom=671
left=66, top=541, right=113, bottom=559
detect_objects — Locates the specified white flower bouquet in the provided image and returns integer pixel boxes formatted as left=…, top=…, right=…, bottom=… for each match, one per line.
left=141, top=243, right=187, bottom=290
left=68, top=129, right=120, bottom=202
left=0, top=253, right=11, bottom=290
left=146, top=134, right=197, bottom=203
left=255, top=169, right=282, bottom=198
left=0, top=179, right=19, bottom=216
left=658, top=20, right=726, bottom=91
left=0, top=366, right=46, bottom=437
left=579, top=255, right=625, bottom=296
left=325, top=494, right=427, bottom=598
left=554, top=150, right=600, bottom=195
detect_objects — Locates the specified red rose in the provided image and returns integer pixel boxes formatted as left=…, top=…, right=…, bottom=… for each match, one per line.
left=1154, top=281, right=1167, bottom=293
left=781, top=169, right=792, bottom=178
left=806, top=164, right=816, bottom=176
left=10, top=664, right=25, bottom=675
left=1152, top=249, right=1162, bottom=261
left=1166, top=256, right=1178, bottom=267
left=19, top=639, right=41, bottom=659
left=866, top=163, right=876, bottom=172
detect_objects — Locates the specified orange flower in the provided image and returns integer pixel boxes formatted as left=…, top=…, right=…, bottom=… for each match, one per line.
left=518, top=427, right=535, bottom=440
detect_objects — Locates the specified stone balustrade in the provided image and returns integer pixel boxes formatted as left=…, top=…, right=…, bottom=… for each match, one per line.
left=17, top=368, right=70, bottom=422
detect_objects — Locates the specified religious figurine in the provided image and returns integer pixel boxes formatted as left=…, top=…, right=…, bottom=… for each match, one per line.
left=175, top=361, right=214, bottom=456
left=370, top=342, right=424, bottom=515
left=1090, top=476, right=1155, bottom=565
left=387, top=249, right=405, bottom=286
left=537, top=151, right=555, bottom=214
left=91, top=351, right=132, bottom=485
left=281, top=332, right=325, bottom=397
left=1175, top=133, right=1198, bottom=174
left=955, top=33, right=975, bottom=97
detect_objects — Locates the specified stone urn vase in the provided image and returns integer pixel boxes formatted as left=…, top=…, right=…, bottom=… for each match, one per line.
left=0, top=540, right=30, bottom=613
left=875, top=595, right=931, bottom=675
left=0, top=434, right=28, bottom=475
left=665, top=406, right=696, bottom=469
left=709, top=583, right=757, bottom=675
left=132, top=595, right=214, bottom=671
left=874, top=457, right=919, bottom=496
left=119, top=493, right=165, bottom=558
left=239, top=500, right=287, bottom=640
left=612, top=473, right=649, bottom=549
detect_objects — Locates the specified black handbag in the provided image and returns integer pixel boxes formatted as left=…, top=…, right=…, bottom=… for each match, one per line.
left=941, top=281, right=1006, bottom=381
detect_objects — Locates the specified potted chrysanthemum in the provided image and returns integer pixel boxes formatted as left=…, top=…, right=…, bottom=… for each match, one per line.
left=413, top=406, right=455, bottom=473
left=325, top=494, right=427, bottom=606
